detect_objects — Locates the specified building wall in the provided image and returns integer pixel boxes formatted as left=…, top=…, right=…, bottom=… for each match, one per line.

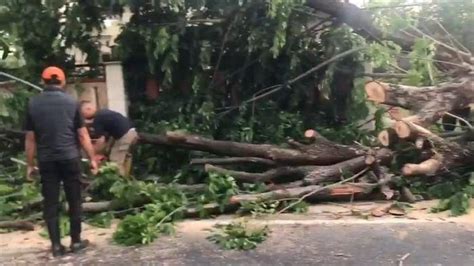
left=66, top=81, right=108, bottom=109
left=105, top=62, right=128, bottom=116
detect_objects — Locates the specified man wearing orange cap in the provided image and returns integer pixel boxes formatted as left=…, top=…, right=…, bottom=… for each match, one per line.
left=24, top=66, right=98, bottom=257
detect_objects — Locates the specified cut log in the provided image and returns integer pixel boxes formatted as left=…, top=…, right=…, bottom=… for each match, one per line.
left=378, top=128, right=398, bottom=147
left=304, top=129, right=329, bottom=142
left=365, top=78, right=474, bottom=125
left=394, top=120, right=444, bottom=143
left=402, top=144, right=474, bottom=176
left=394, top=120, right=413, bottom=139
left=0, top=220, right=35, bottom=231
left=365, top=81, right=392, bottom=105
left=304, top=148, right=392, bottom=185
left=402, top=158, right=443, bottom=176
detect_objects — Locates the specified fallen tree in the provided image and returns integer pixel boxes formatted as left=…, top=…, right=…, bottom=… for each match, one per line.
left=138, top=131, right=366, bottom=166
left=1, top=1, right=473, bottom=245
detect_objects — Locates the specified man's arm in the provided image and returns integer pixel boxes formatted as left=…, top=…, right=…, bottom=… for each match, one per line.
left=77, top=127, right=96, bottom=160
left=25, top=131, right=36, bottom=176
left=74, top=104, right=98, bottom=174
left=24, top=107, right=36, bottom=180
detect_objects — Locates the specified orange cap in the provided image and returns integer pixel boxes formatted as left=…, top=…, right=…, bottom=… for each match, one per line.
left=41, top=66, right=66, bottom=83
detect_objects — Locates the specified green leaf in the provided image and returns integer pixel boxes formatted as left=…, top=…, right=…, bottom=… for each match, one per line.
left=207, top=221, right=269, bottom=250
left=449, top=192, right=470, bottom=216
left=0, top=183, right=15, bottom=196
left=86, top=212, right=114, bottom=228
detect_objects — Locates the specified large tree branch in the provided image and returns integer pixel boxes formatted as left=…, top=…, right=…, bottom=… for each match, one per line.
left=204, top=164, right=304, bottom=183
left=365, top=78, right=474, bottom=124
left=140, top=131, right=365, bottom=166
left=306, top=0, right=411, bottom=48
left=190, top=157, right=276, bottom=166
left=204, top=148, right=392, bottom=184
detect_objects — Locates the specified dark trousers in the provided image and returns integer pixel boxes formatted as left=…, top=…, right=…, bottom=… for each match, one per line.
left=39, top=158, right=83, bottom=245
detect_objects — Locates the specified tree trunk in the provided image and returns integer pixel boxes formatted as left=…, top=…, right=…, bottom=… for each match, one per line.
left=365, top=79, right=474, bottom=124
left=190, top=157, right=276, bottom=166
left=0, top=220, right=35, bottom=231
left=139, top=131, right=366, bottom=166
left=204, top=148, right=392, bottom=184
left=229, top=183, right=377, bottom=203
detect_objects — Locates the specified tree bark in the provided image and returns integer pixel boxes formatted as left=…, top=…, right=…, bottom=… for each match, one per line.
left=190, top=157, right=276, bottom=166
left=229, top=183, right=377, bottom=203
left=365, top=79, right=474, bottom=124
left=205, top=164, right=307, bottom=183
left=0, top=220, right=35, bottom=231
left=139, top=131, right=365, bottom=166
left=204, top=148, right=392, bottom=184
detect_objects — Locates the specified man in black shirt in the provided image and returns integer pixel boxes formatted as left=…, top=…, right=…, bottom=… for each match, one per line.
left=25, top=66, right=98, bottom=257
left=80, top=101, right=137, bottom=176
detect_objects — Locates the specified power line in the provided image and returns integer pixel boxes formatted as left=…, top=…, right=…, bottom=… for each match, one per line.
left=0, top=71, right=43, bottom=92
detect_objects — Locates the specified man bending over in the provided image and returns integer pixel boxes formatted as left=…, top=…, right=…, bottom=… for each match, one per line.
left=80, top=101, right=137, bottom=176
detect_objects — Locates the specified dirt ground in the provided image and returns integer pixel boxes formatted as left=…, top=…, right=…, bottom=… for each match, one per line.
left=1, top=200, right=473, bottom=265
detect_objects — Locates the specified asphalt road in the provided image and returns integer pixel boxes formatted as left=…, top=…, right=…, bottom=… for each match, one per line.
left=4, top=222, right=473, bottom=266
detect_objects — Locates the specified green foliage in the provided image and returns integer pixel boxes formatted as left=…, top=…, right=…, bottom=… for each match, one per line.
left=0, top=89, right=32, bottom=127
left=206, top=173, right=238, bottom=208
left=267, top=0, right=306, bottom=58
left=113, top=202, right=183, bottom=246
left=365, top=41, right=401, bottom=69
left=431, top=192, right=470, bottom=216
left=238, top=199, right=308, bottom=217
left=405, top=38, right=437, bottom=86
left=113, top=185, right=187, bottom=246
left=86, top=212, right=114, bottom=229
left=0, top=0, right=104, bottom=78
left=194, top=173, right=238, bottom=217
left=281, top=200, right=309, bottom=213
left=0, top=183, right=14, bottom=196
left=89, top=163, right=123, bottom=200
left=239, top=200, right=280, bottom=216
left=207, top=221, right=269, bottom=250
left=429, top=174, right=474, bottom=216
left=113, top=213, right=159, bottom=246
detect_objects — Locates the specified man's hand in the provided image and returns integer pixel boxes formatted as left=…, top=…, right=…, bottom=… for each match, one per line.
left=90, top=159, right=99, bottom=175
left=26, top=165, right=37, bottom=182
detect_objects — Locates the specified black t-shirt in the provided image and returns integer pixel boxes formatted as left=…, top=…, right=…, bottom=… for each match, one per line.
left=24, top=86, right=84, bottom=162
left=92, top=109, right=131, bottom=139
